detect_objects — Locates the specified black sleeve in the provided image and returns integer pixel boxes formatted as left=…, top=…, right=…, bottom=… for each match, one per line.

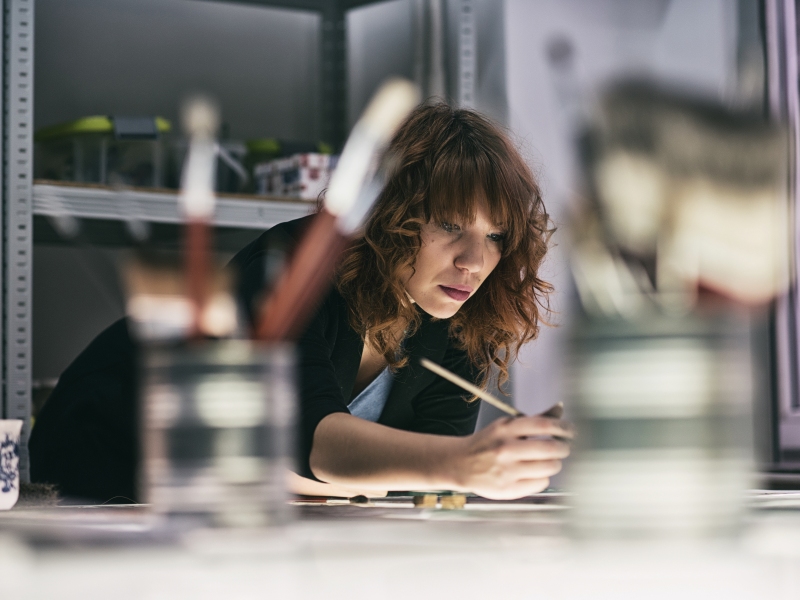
left=409, top=343, right=481, bottom=437
left=231, top=218, right=308, bottom=329
left=29, top=319, right=140, bottom=503
left=293, top=293, right=352, bottom=479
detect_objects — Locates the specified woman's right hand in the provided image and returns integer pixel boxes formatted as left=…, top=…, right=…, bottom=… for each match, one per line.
left=448, top=414, right=573, bottom=500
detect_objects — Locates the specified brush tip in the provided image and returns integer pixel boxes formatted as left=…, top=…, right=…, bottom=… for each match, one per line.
left=182, top=96, right=220, bottom=139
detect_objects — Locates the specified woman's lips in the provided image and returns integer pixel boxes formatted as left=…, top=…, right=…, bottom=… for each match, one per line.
left=439, top=285, right=472, bottom=301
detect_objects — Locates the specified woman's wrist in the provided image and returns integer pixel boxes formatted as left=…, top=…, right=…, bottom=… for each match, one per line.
left=422, top=434, right=469, bottom=492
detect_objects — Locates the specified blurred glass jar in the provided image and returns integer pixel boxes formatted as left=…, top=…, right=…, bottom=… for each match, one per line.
left=567, top=313, right=754, bottom=540
left=140, top=340, right=295, bottom=528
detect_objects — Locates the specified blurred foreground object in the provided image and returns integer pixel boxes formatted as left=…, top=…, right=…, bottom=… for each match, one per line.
left=568, top=316, right=753, bottom=538
left=180, top=97, right=219, bottom=338
left=124, top=252, right=237, bottom=342
left=568, top=82, right=789, bottom=540
left=573, top=82, right=789, bottom=314
left=256, top=78, right=419, bottom=342
left=141, top=342, right=295, bottom=527
left=129, top=98, right=294, bottom=528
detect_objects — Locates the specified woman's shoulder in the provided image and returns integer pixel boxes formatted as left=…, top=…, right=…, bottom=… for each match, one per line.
left=229, top=214, right=316, bottom=271
left=228, top=214, right=325, bottom=327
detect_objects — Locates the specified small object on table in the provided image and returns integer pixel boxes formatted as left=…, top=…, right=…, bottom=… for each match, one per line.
left=412, top=494, right=438, bottom=508
left=439, top=493, right=467, bottom=510
left=16, top=483, right=60, bottom=508
left=349, top=495, right=370, bottom=504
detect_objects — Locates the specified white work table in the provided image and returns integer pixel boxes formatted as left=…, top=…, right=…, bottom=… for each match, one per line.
left=2, top=494, right=800, bottom=599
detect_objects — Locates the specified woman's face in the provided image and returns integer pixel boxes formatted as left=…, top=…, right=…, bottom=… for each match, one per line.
left=402, top=200, right=505, bottom=318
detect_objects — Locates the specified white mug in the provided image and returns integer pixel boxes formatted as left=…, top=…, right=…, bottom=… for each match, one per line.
left=0, top=419, right=22, bottom=510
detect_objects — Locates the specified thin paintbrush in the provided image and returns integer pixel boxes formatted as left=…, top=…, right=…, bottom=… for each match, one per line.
left=419, top=358, right=524, bottom=418
left=256, top=79, right=419, bottom=342
left=179, top=97, right=219, bottom=337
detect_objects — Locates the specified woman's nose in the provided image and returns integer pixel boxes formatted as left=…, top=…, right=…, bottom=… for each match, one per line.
left=454, top=236, right=484, bottom=273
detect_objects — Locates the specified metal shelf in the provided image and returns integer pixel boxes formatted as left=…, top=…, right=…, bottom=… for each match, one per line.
left=33, top=183, right=313, bottom=230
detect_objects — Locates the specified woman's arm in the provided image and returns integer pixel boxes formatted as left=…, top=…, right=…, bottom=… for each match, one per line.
left=285, top=471, right=388, bottom=498
left=310, top=411, right=572, bottom=500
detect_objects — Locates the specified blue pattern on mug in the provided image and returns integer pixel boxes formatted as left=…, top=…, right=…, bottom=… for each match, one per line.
left=0, top=433, right=19, bottom=493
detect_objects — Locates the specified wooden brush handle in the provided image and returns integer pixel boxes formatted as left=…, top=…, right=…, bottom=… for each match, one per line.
left=256, top=210, right=348, bottom=341
left=185, top=218, right=211, bottom=337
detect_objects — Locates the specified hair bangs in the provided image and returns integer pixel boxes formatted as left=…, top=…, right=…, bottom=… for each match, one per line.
left=426, top=137, right=522, bottom=248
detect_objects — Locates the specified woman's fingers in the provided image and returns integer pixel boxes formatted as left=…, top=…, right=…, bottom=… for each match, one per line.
left=539, top=402, right=564, bottom=419
left=504, top=458, right=563, bottom=480
left=497, top=415, right=575, bottom=440
left=477, top=477, right=551, bottom=500
left=456, top=413, right=574, bottom=499
left=495, top=437, right=571, bottom=462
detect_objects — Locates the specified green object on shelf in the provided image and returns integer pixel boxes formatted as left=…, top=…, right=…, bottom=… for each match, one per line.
left=245, top=138, right=282, bottom=157
left=35, top=116, right=171, bottom=142
left=35, top=115, right=173, bottom=188
left=245, top=138, right=333, bottom=159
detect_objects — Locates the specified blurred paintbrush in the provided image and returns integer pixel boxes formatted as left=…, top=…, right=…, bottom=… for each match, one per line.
left=179, top=97, right=219, bottom=337
left=256, top=79, right=419, bottom=342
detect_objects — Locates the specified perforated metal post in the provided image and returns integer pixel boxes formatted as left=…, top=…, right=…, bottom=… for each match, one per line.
left=3, top=0, right=33, bottom=482
left=321, top=0, right=346, bottom=151
left=458, top=0, right=475, bottom=109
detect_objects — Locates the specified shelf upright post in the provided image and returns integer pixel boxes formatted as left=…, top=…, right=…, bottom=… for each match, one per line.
left=2, top=0, right=33, bottom=482
left=457, top=0, right=475, bottom=109
left=321, top=0, right=346, bottom=150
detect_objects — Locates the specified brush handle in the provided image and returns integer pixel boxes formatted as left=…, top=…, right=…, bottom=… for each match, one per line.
left=179, top=98, right=219, bottom=338
left=419, top=358, right=524, bottom=418
left=185, top=219, right=211, bottom=337
left=256, top=210, right=348, bottom=341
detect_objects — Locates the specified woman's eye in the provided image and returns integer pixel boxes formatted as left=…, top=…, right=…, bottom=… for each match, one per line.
left=488, top=233, right=506, bottom=243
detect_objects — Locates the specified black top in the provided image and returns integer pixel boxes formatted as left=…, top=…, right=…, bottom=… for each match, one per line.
left=30, top=216, right=481, bottom=503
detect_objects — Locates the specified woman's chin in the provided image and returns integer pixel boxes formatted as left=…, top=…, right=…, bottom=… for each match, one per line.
left=416, top=302, right=461, bottom=320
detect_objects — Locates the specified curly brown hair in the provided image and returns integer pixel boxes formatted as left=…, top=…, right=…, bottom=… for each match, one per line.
left=336, top=102, right=553, bottom=391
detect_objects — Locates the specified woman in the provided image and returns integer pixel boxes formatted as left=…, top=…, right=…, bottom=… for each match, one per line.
left=30, top=102, right=571, bottom=503
left=232, top=102, right=571, bottom=499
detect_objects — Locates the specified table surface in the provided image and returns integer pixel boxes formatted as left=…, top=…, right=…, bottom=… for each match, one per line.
left=2, top=491, right=800, bottom=600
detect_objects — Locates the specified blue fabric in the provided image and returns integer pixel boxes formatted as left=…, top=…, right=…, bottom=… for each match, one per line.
left=347, top=368, right=393, bottom=422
